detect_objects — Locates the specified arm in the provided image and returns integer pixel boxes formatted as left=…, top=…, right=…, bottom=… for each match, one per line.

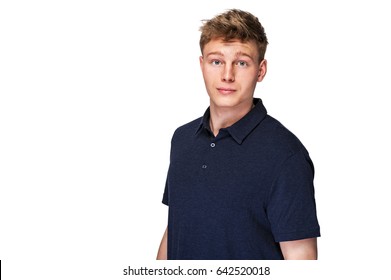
left=279, top=238, right=318, bottom=260
left=156, top=226, right=168, bottom=260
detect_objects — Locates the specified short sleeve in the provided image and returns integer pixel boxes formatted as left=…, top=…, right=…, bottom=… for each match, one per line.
left=162, top=177, right=169, bottom=206
left=267, top=150, right=320, bottom=242
left=162, top=130, right=177, bottom=207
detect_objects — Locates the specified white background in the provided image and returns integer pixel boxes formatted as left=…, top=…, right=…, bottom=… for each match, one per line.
left=1, top=0, right=390, bottom=279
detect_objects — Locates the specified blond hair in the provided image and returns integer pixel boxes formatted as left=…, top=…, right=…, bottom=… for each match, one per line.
left=199, top=9, right=268, bottom=62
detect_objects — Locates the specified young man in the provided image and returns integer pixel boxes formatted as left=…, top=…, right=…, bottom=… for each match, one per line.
left=157, top=9, right=320, bottom=260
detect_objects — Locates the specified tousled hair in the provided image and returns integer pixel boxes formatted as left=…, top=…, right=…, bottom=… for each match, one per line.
left=199, top=9, right=268, bottom=62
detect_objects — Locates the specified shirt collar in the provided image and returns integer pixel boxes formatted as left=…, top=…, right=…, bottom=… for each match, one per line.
left=195, top=98, right=268, bottom=144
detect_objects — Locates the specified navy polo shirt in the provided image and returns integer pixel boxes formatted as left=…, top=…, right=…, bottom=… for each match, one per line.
left=162, top=98, right=320, bottom=260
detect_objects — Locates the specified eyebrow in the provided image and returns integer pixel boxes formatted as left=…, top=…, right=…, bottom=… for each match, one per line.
left=206, top=51, right=224, bottom=57
left=206, top=51, right=254, bottom=61
left=234, top=51, right=253, bottom=59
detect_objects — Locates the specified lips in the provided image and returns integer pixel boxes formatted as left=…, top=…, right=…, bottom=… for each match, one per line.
left=217, top=87, right=236, bottom=95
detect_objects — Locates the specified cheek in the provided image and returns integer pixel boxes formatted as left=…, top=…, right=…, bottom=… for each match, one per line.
left=202, top=68, right=218, bottom=83
left=237, top=75, right=259, bottom=94
left=238, top=71, right=259, bottom=84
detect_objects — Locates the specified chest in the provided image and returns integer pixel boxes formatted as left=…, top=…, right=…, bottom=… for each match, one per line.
left=167, top=135, right=278, bottom=210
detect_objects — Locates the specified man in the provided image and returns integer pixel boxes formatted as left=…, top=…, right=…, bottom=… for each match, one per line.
left=157, top=9, right=320, bottom=260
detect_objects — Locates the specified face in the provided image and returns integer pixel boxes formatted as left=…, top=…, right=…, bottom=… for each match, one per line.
left=199, top=38, right=267, bottom=110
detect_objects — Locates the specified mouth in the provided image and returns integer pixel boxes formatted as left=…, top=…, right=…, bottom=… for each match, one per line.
left=217, top=87, right=236, bottom=95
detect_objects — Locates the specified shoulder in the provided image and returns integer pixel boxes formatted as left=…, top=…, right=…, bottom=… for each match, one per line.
left=171, top=117, right=203, bottom=142
left=259, top=114, right=310, bottom=157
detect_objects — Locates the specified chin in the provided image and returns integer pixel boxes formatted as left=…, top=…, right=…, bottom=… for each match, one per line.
left=210, top=95, right=245, bottom=108
left=211, top=99, right=236, bottom=108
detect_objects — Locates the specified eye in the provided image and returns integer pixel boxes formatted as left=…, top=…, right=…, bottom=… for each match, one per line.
left=237, top=61, right=248, bottom=67
left=211, top=60, right=222, bottom=66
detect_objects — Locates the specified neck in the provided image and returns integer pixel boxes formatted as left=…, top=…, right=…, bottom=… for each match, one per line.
left=209, top=99, right=254, bottom=137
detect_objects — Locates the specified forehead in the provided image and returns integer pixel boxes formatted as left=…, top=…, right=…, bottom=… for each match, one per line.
left=203, top=38, right=259, bottom=58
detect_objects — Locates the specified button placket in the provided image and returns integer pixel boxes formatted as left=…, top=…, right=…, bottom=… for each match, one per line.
left=202, top=139, right=217, bottom=170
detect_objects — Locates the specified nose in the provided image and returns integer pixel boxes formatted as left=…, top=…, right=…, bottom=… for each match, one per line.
left=222, top=64, right=235, bottom=82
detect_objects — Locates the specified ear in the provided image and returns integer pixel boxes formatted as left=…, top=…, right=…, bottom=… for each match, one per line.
left=199, top=56, right=204, bottom=69
left=257, top=59, right=267, bottom=82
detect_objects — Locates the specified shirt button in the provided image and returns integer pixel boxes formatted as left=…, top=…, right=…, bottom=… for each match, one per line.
left=210, top=143, right=216, bottom=148
left=202, top=165, right=207, bottom=169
